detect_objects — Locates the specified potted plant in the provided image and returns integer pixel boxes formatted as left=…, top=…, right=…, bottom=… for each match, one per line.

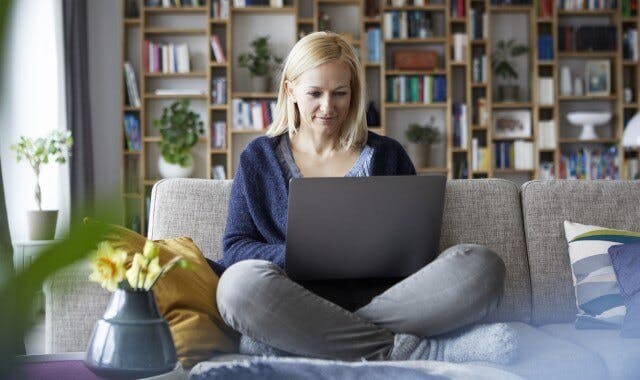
left=85, top=238, right=190, bottom=378
left=11, top=130, right=73, bottom=240
left=238, top=36, right=283, bottom=92
left=405, top=117, right=441, bottom=168
left=491, top=39, right=529, bottom=102
left=153, top=99, right=204, bottom=178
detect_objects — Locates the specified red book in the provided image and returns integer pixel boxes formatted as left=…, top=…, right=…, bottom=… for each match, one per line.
left=261, top=101, right=269, bottom=129
left=457, top=0, right=465, bottom=17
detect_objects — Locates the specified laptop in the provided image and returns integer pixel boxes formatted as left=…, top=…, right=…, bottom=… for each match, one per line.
left=285, top=175, right=446, bottom=282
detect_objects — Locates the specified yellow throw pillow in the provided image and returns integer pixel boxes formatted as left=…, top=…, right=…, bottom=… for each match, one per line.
left=103, top=224, right=239, bottom=368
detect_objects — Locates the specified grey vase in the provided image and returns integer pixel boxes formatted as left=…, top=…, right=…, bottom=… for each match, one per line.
left=85, top=289, right=177, bottom=378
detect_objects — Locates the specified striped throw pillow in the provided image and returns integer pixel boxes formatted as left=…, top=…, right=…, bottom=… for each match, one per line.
left=563, top=221, right=640, bottom=329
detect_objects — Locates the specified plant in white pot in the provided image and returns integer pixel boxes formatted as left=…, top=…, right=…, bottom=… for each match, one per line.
left=491, top=39, right=529, bottom=102
left=405, top=117, right=441, bottom=168
left=153, top=99, right=204, bottom=179
left=238, top=36, right=283, bottom=93
left=11, top=130, right=73, bottom=240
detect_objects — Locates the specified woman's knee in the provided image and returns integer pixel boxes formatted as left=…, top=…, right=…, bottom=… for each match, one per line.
left=440, top=244, right=506, bottom=297
left=216, top=260, right=282, bottom=326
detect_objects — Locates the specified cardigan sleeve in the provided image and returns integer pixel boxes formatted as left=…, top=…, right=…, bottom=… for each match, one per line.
left=219, top=153, right=285, bottom=271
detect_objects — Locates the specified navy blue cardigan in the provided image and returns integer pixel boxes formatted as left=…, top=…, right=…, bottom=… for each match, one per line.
left=212, top=131, right=416, bottom=275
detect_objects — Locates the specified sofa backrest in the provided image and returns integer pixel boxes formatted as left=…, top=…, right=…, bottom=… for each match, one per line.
left=149, top=178, right=532, bottom=323
left=521, top=180, right=640, bottom=325
left=148, top=178, right=233, bottom=261
left=441, top=179, right=531, bottom=323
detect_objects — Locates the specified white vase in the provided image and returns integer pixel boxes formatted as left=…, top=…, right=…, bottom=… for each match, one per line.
left=561, top=66, right=572, bottom=96
left=158, top=155, right=194, bottom=178
left=574, top=77, right=584, bottom=96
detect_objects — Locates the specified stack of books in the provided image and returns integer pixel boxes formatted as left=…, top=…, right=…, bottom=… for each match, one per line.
left=231, top=99, right=276, bottom=130
left=124, top=62, right=141, bottom=107
left=144, top=41, right=191, bottom=73
left=386, top=75, right=447, bottom=103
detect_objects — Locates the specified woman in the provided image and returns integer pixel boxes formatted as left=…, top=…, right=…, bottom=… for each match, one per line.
left=215, top=32, right=516, bottom=363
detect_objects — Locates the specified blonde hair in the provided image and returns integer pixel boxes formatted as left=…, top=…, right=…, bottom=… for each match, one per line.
left=266, top=31, right=368, bottom=149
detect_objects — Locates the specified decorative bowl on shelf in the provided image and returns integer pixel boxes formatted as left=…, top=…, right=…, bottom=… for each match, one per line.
left=566, top=112, right=612, bottom=140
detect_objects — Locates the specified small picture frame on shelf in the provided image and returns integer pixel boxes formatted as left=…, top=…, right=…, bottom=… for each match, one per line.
left=492, top=110, right=531, bottom=139
left=585, top=60, right=611, bottom=96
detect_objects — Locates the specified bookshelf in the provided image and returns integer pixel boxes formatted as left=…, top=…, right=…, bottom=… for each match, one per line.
left=121, top=0, right=640, bottom=234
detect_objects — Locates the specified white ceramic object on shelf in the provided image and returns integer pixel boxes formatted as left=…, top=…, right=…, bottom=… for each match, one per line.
left=158, top=155, right=194, bottom=178
left=573, top=77, right=584, bottom=96
left=561, top=66, right=572, bottom=95
left=567, top=112, right=612, bottom=140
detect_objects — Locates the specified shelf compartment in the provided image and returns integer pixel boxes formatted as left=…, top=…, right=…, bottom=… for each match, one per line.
left=144, top=7, right=207, bottom=13
left=232, top=92, right=278, bottom=99
left=384, top=37, right=447, bottom=44
left=558, top=95, right=617, bottom=101
left=144, top=28, right=207, bottom=35
left=144, top=72, right=207, bottom=77
left=385, top=102, right=447, bottom=108
left=231, top=6, right=295, bottom=13
left=492, top=102, right=533, bottom=108
left=385, top=69, right=446, bottom=75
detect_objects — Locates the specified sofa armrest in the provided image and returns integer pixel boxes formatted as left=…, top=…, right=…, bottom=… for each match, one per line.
left=43, top=261, right=110, bottom=354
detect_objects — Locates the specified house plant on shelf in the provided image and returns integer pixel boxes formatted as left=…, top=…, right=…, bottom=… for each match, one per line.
left=153, top=99, right=204, bottom=178
left=238, top=36, right=283, bottom=93
left=405, top=117, right=441, bottom=168
left=85, top=238, right=190, bottom=378
left=10, top=130, right=73, bottom=240
left=491, top=39, right=529, bottom=102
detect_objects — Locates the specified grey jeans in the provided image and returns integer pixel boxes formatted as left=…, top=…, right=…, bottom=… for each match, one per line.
left=217, top=244, right=505, bottom=361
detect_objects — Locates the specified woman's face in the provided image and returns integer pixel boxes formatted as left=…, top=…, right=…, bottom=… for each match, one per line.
left=286, top=60, right=352, bottom=135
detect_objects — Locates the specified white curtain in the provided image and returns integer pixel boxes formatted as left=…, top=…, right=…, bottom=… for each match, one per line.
left=0, top=0, right=69, bottom=244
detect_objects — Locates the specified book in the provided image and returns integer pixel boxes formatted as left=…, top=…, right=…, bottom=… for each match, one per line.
left=212, top=121, right=226, bottom=149
left=212, top=165, right=226, bottom=180
left=123, top=114, right=141, bottom=151
left=123, top=62, right=141, bottom=107
left=210, top=35, right=226, bottom=63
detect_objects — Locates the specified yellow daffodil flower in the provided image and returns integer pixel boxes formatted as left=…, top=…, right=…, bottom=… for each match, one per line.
left=143, top=240, right=159, bottom=259
left=88, top=242, right=128, bottom=292
left=126, top=253, right=162, bottom=290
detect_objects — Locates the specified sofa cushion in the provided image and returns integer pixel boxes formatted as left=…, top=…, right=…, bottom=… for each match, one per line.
left=440, top=179, right=531, bottom=323
left=563, top=221, right=640, bottom=328
left=609, top=242, right=640, bottom=337
left=539, top=323, right=640, bottom=380
left=520, top=180, right=640, bottom=325
left=475, top=322, right=608, bottom=380
left=148, top=178, right=233, bottom=261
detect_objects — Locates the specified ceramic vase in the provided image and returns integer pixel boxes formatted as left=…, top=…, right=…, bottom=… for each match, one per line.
left=85, top=289, right=177, bottom=378
left=561, top=66, right=572, bottom=95
left=27, top=210, right=58, bottom=240
left=158, top=155, right=194, bottom=178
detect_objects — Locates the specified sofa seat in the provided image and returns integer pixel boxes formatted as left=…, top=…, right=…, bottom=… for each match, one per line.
left=472, top=322, right=608, bottom=380
left=539, top=323, right=640, bottom=380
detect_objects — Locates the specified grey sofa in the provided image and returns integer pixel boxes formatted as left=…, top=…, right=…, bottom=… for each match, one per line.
left=44, top=178, right=640, bottom=379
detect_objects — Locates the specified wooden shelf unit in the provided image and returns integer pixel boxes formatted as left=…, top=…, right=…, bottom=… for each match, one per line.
left=120, top=0, right=640, bottom=233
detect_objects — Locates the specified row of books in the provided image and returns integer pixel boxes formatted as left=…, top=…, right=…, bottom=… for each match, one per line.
left=124, top=62, right=141, bottom=107
left=452, top=103, right=468, bottom=148
left=538, top=120, right=556, bottom=149
left=383, top=11, right=436, bottom=40
left=556, top=0, right=617, bottom=10
left=211, top=78, right=227, bottom=105
left=623, top=29, right=638, bottom=62
left=210, top=35, right=227, bottom=63
left=211, top=0, right=230, bottom=19
left=469, top=9, right=488, bottom=40
left=386, top=75, right=447, bottom=103
left=451, top=0, right=466, bottom=18
left=494, top=141, right=535, bottom=170
left=471, top=54, right=487, bottom=84
left=558, top=147, right=620, bottom=179
left=211, top=121, right=226, bottom=149
left=124, top=114, right=142, bottom=151
left=621, top=0, right=638, bottom=16
left=365, top=28, right=381, bottom=63
left=558, top=26, right=617, bottom=52
left=232, top=0, right=284, bottom=7
left=537, top=35, right=553, bottom=60
left=538, top=77, right=554, bottom=106
left=471, top=139, right=490, bottom=172
left=232, top=99, right=276, bottom=130
left=145, top=0, right=205, bottom=6
left=143, top=41, right=191, bottom=73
